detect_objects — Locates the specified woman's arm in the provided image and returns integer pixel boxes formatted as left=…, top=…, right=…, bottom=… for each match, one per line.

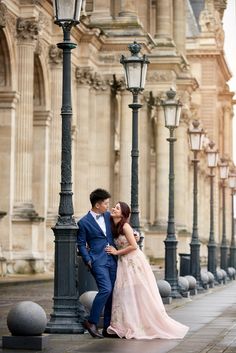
left=105, top=223, right=138, bottom=256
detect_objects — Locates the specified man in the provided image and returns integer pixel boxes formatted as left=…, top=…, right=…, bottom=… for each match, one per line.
left=77, top=188, right=118, bottom=338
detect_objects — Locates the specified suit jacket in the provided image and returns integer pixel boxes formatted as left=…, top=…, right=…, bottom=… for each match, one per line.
left=77, top=211, right=117, bottom=267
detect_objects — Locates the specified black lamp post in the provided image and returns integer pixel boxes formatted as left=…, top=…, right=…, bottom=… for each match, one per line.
left=46, top=0, right=84, bottom=333
left=219, top=158, right=229, bottom=271
left=161, top=88, right=182, bottom=298
left=206, top=141, right=218, bottom=277
left=188, top=120, right=205, bottom=288
left=228, top=170, right=236, bottom=269
left=120, top=42, right=149, bottom=240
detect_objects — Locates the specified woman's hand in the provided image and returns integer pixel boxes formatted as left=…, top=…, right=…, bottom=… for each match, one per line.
left=105, top=245, right=118, bottom=255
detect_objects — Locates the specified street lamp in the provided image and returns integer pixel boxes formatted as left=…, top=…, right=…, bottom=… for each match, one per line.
left=188, top=120, right=205, bottom=289
left=161, top=88, right=182, bottom=298
left=205, top=141, right=218, bottom=278
left=46, top=0, right=84, bottom=333
left=120, top=41, right=149, bottom=240
left=228, top=170, right=236, bottom=268
left=219, top=158, right=229, bottom=271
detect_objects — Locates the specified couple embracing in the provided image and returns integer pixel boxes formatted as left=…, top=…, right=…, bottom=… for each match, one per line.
left=77, top=188, right=189, bottom=340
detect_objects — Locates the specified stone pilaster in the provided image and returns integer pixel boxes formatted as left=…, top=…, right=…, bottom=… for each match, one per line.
left=0, top=91, right=19, bottom=261
left=14, top=17, right=40, bottom=218
left=174, top=111, right=190, bottom=232
left=153, top=105, right=169, bottom=229
left=222, top=105, right=232, bottom=157
left=139, top=93, right=151, bottom=228
left=90, top=73, right=112, bottom=191
left=33, top=111, right=51, bottom=217
left=74, top=66, right=93, bottom=216
left=119, top=89, right=132, bottom=204
left=47, top=44, right=63, bottom=222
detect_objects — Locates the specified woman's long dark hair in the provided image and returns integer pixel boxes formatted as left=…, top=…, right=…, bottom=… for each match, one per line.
left=111, top=201, right=131, bottom=238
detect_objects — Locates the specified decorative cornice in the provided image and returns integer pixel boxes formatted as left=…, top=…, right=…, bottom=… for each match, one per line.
left=16, top=17, right=40, bottom=41
left=49, top=44, right=63, bottom=64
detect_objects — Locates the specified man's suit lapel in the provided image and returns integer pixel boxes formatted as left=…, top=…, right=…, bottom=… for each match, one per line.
left=87, top=211, right=106, bottom=237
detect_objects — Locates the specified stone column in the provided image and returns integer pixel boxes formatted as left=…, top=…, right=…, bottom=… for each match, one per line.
left=0, top=92, right=19, bottom=260
left=74, top=67, right=93, bottom=216
left=173, top=0, right=186, bottom=55
left=47, top=45, right=63, bottom=221
left=155, top=0, right=173, bottom=47
left=14, top=18, right=40, bottom=218
left=91, top=0, right=112, bottom=21
left=119, top=0, right=137, bottom=17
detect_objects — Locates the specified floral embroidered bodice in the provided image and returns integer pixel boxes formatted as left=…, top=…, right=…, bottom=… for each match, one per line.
left=114, top=234, right=129, bottom=250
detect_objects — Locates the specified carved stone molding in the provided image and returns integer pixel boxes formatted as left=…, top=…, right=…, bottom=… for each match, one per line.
left=146, top=70, right=175, bottom=83
left=76, top=67, right=111, bottom=91
left=49, top=44, right=63, bottom=64
left=199, top=0, right=224, bottom=48
left=111, top=75, right=126, bottom=93
left=16, top=17, right=40, bottom=41
left=75, top=66, right=93, bottom=85
left=91, top=72, right=109, bottom=91
left=0, top=1, right=7, bottom=28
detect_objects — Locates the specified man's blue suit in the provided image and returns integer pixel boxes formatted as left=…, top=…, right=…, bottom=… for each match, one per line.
left=77, top=211, right=117, bottom=329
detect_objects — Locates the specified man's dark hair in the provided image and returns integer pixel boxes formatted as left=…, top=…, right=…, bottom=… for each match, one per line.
left=90, top=188, right=111, bottom=207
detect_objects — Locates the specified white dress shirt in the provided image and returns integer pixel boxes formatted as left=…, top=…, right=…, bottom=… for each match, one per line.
left=90, top=210, right=107, bottom=236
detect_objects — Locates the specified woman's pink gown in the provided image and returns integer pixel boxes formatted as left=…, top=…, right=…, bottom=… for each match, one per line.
left=107, top=235, right=189, bottom=340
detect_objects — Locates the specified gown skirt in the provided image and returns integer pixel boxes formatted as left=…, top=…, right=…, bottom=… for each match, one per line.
left=107, top=235, right=189, bottom=340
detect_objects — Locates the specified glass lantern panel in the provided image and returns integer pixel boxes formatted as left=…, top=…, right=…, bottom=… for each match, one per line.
left=207, top=152, right=218, bottom=167
left=228, top=175, right=236, bottom=188
left=54, top=0, right=82, bottom=21
left=175, top=105, right=181, bottom=126
left=220, top=165, right=229, bottom=179
left=125, top=62, right=142, bottom=89
left=164, top=106, right=177, bottom=127
left=140, top=63, right=147, bottom=89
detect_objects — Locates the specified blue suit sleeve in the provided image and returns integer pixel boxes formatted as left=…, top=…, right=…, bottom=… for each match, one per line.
left=77, top=221, right=91, bottom=265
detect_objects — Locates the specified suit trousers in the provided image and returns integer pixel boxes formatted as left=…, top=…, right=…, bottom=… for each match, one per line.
left=89, top=262, right=117, bottom=328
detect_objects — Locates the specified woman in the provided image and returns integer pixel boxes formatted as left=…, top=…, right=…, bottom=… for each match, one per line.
left=105, top=201, right=189, bottom=340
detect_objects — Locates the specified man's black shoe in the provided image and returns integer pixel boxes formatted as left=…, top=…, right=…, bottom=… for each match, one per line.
left=102, top=329, right=119, bottom=338
left=83, top=320, right=103, bottom=338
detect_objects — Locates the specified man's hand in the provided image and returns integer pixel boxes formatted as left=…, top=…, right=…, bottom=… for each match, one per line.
left=86, top=261, right=92, bottom=271
left=133, top=230, right=140, bottom=243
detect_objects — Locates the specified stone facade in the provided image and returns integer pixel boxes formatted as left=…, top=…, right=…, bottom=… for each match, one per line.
left=0, top=0, right=234, bottom=274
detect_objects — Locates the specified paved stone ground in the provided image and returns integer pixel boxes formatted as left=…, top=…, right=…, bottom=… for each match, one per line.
left=0, top=277, right=236, bottom=353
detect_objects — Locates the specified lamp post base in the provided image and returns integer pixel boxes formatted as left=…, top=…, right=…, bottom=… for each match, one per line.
left=46, top=226, right=85, bottom=334
left=45, top=317, right=84, bottom=334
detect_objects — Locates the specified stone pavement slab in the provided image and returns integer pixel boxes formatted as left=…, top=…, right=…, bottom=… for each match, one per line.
left=0, top=279, right=236, bottom=352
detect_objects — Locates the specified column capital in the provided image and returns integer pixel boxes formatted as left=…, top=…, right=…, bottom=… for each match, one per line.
left=0, top=91, right=20, bottom=108
left=16, top=17, right=40, bottom=42
left=0, top=1, right=7, bottom=28
left=75, top=66, right=93, bottom=85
